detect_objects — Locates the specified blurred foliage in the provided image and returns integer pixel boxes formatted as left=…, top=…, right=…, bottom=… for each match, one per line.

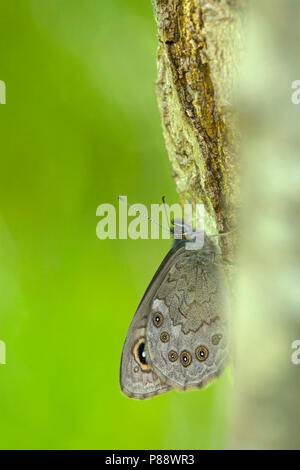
left=0, top=0, right=230, bottom=449
left=231, top=0, right=300, bottom=449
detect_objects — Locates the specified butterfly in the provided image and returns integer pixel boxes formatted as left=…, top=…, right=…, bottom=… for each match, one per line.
left=120, top=219, right=230, bottom=400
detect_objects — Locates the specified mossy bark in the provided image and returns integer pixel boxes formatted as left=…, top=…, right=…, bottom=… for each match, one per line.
left=152, top=0, right=245, bottom=262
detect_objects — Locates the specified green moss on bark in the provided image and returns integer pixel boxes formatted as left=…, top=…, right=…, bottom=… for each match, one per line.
left=152, top=0, right=245, bottom=261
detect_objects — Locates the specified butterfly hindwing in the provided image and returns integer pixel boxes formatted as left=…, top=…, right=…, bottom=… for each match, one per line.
left=145, top=242, right=229, bottom=390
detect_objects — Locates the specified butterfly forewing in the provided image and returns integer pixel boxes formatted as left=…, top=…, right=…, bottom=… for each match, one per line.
left=119, top=243, right=185, bottom=399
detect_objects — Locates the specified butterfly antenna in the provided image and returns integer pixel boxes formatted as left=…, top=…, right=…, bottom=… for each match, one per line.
left=161, top=196, right=171, bottom=231
left=162, top=195, right=185, bottom=232
left=207, top=227, right=238, bottom=239
left=118, top=196, right=170, bottom=233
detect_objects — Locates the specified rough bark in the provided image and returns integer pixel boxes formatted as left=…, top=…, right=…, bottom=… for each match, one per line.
left=152, top=0, right=245, bottom=262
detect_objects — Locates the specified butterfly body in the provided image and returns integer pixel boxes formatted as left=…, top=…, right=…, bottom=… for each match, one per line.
left=120, top=234, right=229, bottom=400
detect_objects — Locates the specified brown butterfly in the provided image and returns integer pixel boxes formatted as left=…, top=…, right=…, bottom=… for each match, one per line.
left=120, top=221, right=230, bottom=400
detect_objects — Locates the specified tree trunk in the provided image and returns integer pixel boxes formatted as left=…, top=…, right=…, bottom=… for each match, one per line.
left=152, top=0, right=245, bottom=262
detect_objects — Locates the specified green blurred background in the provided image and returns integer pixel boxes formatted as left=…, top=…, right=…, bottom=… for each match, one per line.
left=0, top=0, right=230, bottom=449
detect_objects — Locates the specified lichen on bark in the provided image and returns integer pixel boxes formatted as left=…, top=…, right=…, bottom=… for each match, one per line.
left=152, top=0, right=245, bottom=261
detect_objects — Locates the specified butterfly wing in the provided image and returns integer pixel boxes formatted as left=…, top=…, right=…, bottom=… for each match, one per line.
left=119, top=243, right=185, bottom=399
left=146, top=244, right=229, bottom=390
left=119, top=313, right=170, bottom=400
